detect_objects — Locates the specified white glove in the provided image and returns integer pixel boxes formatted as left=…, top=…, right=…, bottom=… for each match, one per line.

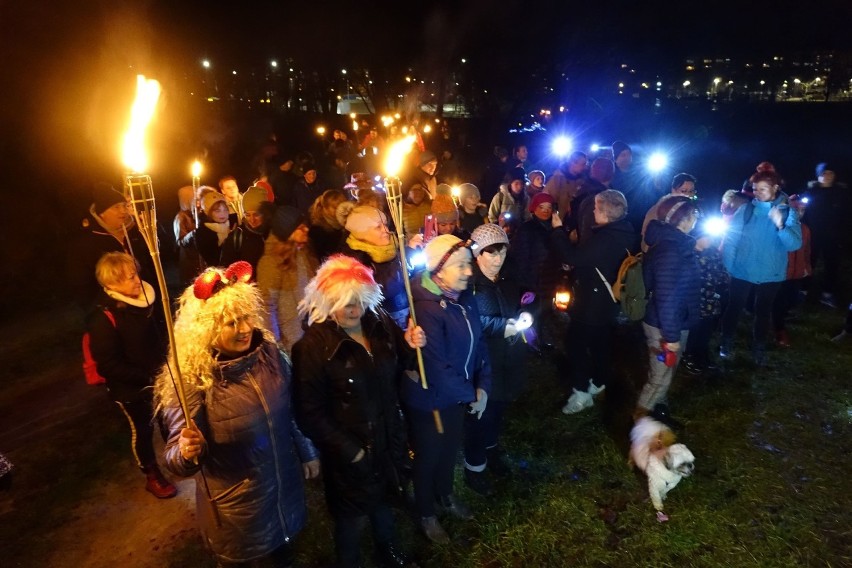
left=515, top=311, right=533, bottom=331
left=504, top=319, right=518, bottom=338
left=468, top=388, right=488, bottom=419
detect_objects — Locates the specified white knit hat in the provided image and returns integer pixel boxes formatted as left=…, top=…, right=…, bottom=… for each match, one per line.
left=425, top=234, right=463, bottom=272
left=344, top=206, right=387, bottom=239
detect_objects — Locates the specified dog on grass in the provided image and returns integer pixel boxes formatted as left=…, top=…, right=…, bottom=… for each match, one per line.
left=629, top=416, right=695, bottom=521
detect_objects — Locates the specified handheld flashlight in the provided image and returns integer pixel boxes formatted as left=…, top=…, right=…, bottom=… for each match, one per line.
left=647, top=152, right=668, bottom=173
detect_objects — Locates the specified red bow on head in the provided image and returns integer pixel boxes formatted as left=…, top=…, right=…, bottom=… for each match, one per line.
left=193, top=261, right=253, bottom=300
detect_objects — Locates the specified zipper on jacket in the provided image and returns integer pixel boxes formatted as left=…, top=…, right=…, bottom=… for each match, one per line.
left=247, top=371, right=291, bottom=540
left=456, top=303, right=475, bottom=382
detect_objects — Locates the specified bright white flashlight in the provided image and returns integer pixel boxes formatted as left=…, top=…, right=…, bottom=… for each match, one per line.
left=515, top=312, right=533, bottom=331
left=800, top=196, right=810, bottom=204
left=409, top=250, right=427, bottom=268
left=552, top=136, right=572, bottom=156
left=590, top=143, right=600, bottom=153
left=648, top=152, right=668, bottom=173
left=702, top=216, right=727, bottom=237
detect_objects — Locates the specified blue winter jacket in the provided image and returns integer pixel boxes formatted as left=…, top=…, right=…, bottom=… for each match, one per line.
left=402, top=272, right=492, bottom=411
left=643, top=221, right=702, bottom=343
left=722, top=195, right=802, bottom=283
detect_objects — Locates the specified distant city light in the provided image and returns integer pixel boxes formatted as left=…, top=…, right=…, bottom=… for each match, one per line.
left=202, top=60, right=210, bottom=68
left=316, top=126, right=326, bottom=135
left=618, top=82, right=624, bottom=88
left=647, top=152, right=669, bottom=173
left=682, top=80, right=691, bottom=87
left=232, top=70, right=237, bottom=75
left=551, top=136, right=572, bottom=156
left=461, top=58, right=467, bottom=63
left=656, top=81, right=662, bottom=87
left=760, top=80, right=766, bottom=85
left=423, top=124, right=432, bottom=133
left=270, top=60, right=278, bottom=68
left=341, top=69, right=347, bottom=75
left=714, top=77, right=721, bottom=85
left=793, top=78, right=801, bottom=84
left=590, top=143, right=601, bottom=153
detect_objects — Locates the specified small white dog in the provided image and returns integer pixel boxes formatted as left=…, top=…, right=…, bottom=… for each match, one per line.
left=629, top=417, right=695, bottom=521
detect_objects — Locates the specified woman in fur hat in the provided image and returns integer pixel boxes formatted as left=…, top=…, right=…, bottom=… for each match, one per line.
left=155, top=262, right=320, bottom=567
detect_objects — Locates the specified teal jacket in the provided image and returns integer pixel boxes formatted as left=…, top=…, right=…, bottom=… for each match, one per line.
left=722, top=195, right=802, bottom=284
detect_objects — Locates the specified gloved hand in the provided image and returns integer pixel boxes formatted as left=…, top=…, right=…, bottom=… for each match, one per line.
left=468, top=388, right=488, bottom=419
left=520, top=292, right=536, bottom=306
left=516, top=311, right=533, bottom=331
left=504, top=318, right=518, bottom=338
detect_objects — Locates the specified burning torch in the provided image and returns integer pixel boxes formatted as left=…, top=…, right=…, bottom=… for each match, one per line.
left=191, top=160, right=202, bottom=227
left=384, top=136, right=443, bottom=433
left=121, top=75, right=191, bottom=427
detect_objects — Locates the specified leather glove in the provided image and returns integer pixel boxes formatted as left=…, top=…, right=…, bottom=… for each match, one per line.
left=468, top=388, right=488, bottom=419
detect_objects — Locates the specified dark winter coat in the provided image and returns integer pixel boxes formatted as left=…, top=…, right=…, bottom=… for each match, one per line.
left=190, top=223, right=228, bottom=268
left=69, top=211, right=155, bottom=314
left=510, top=217, right=560, bottom=299
left=307, top=223, right=344, bottom=261
left=403, top=273, right=492, bottom=411
left=87, top=289, right=167, bottom=403
left=340, top=241, right=409, bottom=318
left=293, top=179, right=322, bottom=217
left=469, top=265, right=527, bottom=402
left=643, top=221, right=702, bottom=342
left=161, top=334, right=319, bottom=563
left=220, top=225, right=267, bottom=274
left=551, top=218, right=638, bottom=324
left=292, top=310, right=412, bottom=516
left=570, top=178, right=607, bottom=244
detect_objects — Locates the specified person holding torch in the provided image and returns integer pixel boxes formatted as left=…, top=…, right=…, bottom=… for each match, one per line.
left=404, top=234, right=492, bottom=543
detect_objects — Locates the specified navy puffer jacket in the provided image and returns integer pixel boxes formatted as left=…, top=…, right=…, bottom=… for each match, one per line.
left=643, top=221, right=701, bottom=342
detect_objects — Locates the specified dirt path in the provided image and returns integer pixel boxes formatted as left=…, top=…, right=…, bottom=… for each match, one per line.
left=0, top=305, right=201, bottom=567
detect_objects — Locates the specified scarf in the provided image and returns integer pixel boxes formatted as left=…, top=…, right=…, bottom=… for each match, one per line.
left=430, top=273, right=462, bottom=302
left=345, top=234, right=397, bottom=263
left=105, top=280, right=156, bottom=308
left=204, top=221, right=231, bottom=245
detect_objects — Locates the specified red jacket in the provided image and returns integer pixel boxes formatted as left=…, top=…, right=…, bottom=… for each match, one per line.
left=786, top=223, right=812, bottom=280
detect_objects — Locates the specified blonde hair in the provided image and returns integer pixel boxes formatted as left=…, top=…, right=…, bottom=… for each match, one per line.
left=298, top=254, right=383, bottom=326
left=154, top=280, right=274, bottom=406
left=95, top=252, right=139, bottom=288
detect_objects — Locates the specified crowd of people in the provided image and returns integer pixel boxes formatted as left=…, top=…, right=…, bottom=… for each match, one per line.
left=69, top=128, right=850, bottom=566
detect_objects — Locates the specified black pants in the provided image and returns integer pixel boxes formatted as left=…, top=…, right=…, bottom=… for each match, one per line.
left=772, top=278, right=803, bottom=332
left=114, top=394, right=156, bottom=469
left=334, top=506, right=395, bottom=568
left=811, top=233, right=841, bottom=295
left=215, top=543, right=294, bottom=567
left=721, top=278, right=782, bottom=351
left=464, top=400, right=508, bottom=470
left=685, top=316, right=717, bottom=366
left=405, top=404, right=465, bottom=518
left=564, top=320, right=613, bottom=391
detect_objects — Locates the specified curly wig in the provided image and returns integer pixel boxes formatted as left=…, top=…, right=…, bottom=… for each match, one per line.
left=298, top=254, right=384, bottom=326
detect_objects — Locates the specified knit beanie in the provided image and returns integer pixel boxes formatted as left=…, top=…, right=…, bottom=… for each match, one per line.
left=590, top=158, right=615, bottom=183
left=419, top=150, right=437, bottom=167
left=508, top=166, right=527, bottom=183
left=528, top=192, right=555, bottom=213
left=815, top=162, right=831, bottom=177
left=457, top=183, right=480, bottom=203
left=656, top=195, right=695, bottom=227
left=344, top=206, right=387, bottom=239
left=470, top=223, right=509, bottom=256
left=612, top=140, right=631, bottom=160
left=425, top=234, right=462, bottom=271
left=92, top=182, right=126, bottom=214
left=242, top=185, right=269, bottom=213
left=254, top=180, right=275, bottom=202
left=201, top=191, right=227, bottom=216
left=431, top=193, right=459, bottom=223
left=270, top=205, right=305, bottom=241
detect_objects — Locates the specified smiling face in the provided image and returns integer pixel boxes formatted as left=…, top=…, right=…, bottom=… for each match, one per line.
left=437, top=248, right=473, bottom=292
left=215, top=313, right=254, bottom=356
left=533, top=201, right=553, bottom=221
left=244, top=210, right=264, bottom=230
left=107, top=263, right=142, bottom=298
left=304, top=170, right=318, bottom=184
left=332, top=300, right=364, bottom=332
left=100, top=201, right=130, bottom=231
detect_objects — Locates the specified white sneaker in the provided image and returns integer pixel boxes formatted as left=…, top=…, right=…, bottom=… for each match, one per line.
left=587, top=380, right=606, bottom=396
left=562, top=389, right=594, bottom=414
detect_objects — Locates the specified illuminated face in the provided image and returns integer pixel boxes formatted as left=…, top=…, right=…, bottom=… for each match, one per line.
left=477, top=245, right=507, bottom=277
left=290, top=224, right=309, bottom=245
left=509, top=179, right=524, bottom=194
left=516, top=146, right=528, bottom=162
left=818, top=170, right=835, bottom=186
left=215, top=314, right=254, bottom=356
left=221, top=179, right=240, bottom=201
left=615, top=149, right=633, bottom=171
left=529, top=173, right=544, bottom=188
left=673, top=181, right=696, bottom=198
left=244, top=210, right=264, bottom=229
left=304, top=170, right=318, bottom=184
left=421, top=159, right=438, bottom=177
left=569, top=157, right=588, bottom=175
left=437, top=220, right=457, bottom=235
left=437, top=248, right=473, bottom=292
left=107, top=264, right=142, bottom=298
left=533, top=201, right=553, bottom=221
left=361, top=220, right=391, bottom=246
left=461, top=194, right=479, bottom=212
left=209, top=202, right=230, bottom=223
left=593, top=198, right=609, bottom=225
left=753, top=180, right=779, bottom=202
left=100, top=201, right=130, bottom=231
left=332, top=301, right=364, bottom=331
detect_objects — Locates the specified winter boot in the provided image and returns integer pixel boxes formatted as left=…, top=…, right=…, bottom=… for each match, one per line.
left=485, top=446, right=512, bottom=478
left=463, top=468, right=493, bottom=497
left=144, top=464, right=177, bottom=499
left=562, top=389, right=593, bottom=415
left=420, top=516, right=449, bottom=544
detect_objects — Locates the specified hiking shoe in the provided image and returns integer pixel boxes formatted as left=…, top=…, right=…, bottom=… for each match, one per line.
left=144, top=467, right=177, bottom=499
left=775, top=330, right=791, bottom=347
left=464, top=468, right=494, bottom=497
left=683, top=358, right=704, bottom=375
left=438, top=494, right=473, bottom=520
left=820, top=293, right=838, bottom=309
left=485, top=447, right=512, bottom=478
left=587, top=380, right=606, bottom=396
left=562, top=389, right=593, bottom=415
left=420, top=516, right=450, bottom=544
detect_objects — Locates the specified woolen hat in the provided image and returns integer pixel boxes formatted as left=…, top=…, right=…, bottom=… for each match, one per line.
left=200, top=191, right=227, bottom=216
left=424, top=234, right=462, bottom=271
left=816, top=162, right=831, bottom=177
left=457, top=183, right=480, bottom=202
left=470, top=223, right=508, bottom=256
left=419, top=150, right=438, bottom=167
left=431, top=193, right=459, bottom=223
left=611, top=140, right=631, bottom=159
left=241, top=185, right=269, bottom=213
left=344, top=206, right=387, bottom=238
left=270, top=205, right=305, bottom=241
left=656, top=195, right=695, bottom=227
left=528, top=192, right=555, bottom=213
left=508, top=166, right=527, bottom=183
left=92, top=182, right=126, bottom=214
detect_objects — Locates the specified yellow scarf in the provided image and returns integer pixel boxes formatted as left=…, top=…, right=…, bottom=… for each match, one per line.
left=346, top=234, right=397, bottom=263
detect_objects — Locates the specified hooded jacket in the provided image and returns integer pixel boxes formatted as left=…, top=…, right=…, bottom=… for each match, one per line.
left=722, top=195, right=802, bottom=284
left=160, top=335, right=318, bottom=563
left=487, top=184, right=530, bottom=225
left=643, top=221, right=701, bottom=342
left=403, top=273, right=492, bottom=411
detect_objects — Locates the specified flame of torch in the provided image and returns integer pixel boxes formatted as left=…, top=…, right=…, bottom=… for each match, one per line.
left=121, top=75, right=161, bottom=173
left=191, top=160, right=202, bottom=178
left=384, top=135, right=416, bottom=178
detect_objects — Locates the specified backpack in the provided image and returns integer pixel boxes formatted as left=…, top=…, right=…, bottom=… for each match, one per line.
left=82, top=309, right=116, bottom=385
left=613, top=250, right=647, bottom=321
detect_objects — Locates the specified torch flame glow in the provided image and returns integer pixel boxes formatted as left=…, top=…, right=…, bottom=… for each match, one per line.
left=121, top=75, right=161, bottom=173
left=191, top=160, right=202, bottom=178
left=384, top=135, right=417, bottom=177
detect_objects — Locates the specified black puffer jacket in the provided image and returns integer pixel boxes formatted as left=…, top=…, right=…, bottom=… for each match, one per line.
left=292, top=310, right=412, bottom=516
left=340, top=242, right=409, bottom=318
left=551, top=218, right=639, bottom=324
left=469, top=265, right=528, bottom=402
